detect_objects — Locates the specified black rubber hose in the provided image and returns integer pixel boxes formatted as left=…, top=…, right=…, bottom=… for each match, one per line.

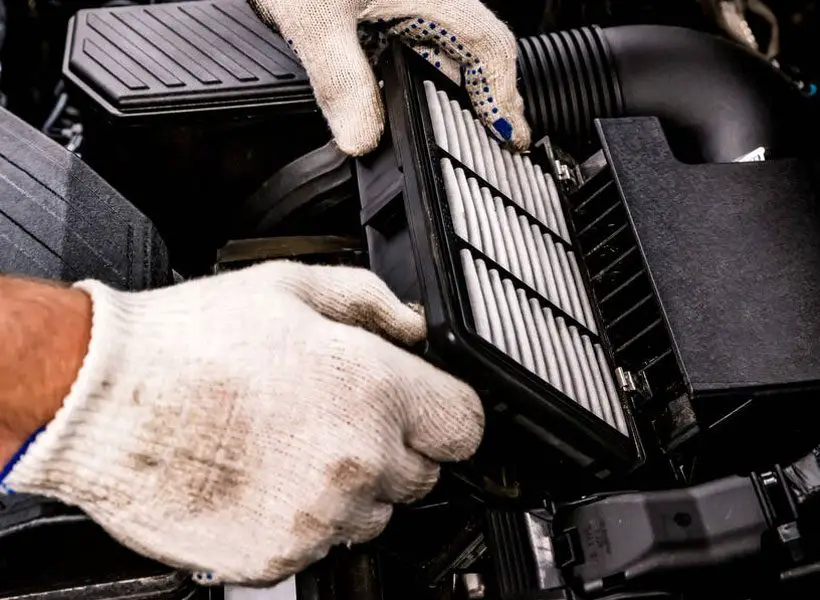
left=517, top=25, right=816, bottom=163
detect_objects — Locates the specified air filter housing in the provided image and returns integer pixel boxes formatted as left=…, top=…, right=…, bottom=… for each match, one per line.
left=573, top=116, right=820, bottom=466
left=360, top=44, right=820, bottom=481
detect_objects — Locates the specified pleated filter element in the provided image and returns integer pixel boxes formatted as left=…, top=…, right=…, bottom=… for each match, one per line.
left=423, top=80, right=628, bottom=436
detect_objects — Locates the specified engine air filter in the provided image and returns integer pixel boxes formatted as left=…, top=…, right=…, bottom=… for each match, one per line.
left=358, top=45, right=639, bottom=477
left=429, top=85, right=627, bottom=437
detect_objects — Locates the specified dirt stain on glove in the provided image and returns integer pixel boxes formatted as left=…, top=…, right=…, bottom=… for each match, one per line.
left=275, top=459, right=375, bottom=557
left=127, top=379, right=253, bottom=515
left=131, top=453, right=161, bottom=469
left=327, top=457, right=376, bottom=494
left=265, top=556, right=306, bottom=580
left=292, top=510, right=333, bottom=539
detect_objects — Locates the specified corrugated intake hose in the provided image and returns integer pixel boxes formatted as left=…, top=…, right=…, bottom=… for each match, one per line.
left=517, top=25, right=816, bottom=163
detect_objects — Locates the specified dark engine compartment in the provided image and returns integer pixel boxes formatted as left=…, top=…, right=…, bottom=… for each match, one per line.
left=2, top=1, right=820, bottom=600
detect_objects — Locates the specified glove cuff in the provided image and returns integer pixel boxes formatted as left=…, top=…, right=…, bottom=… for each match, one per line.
left=3, top=280, right=147, bottom=501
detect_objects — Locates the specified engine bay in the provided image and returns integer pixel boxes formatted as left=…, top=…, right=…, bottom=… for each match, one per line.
left=2, top=1, right=820, bottom=599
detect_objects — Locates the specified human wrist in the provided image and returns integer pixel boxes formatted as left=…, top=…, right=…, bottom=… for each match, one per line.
left=0, top=276, right=91, bottom=466
left=3, top=276, right=241, bottom=502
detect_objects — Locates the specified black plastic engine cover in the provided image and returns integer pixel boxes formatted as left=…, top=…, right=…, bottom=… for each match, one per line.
left=63, top=0, right=313, bottom=120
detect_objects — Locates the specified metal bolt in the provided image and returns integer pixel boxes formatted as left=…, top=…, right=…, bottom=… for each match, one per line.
left=615, top=367, right=637, bottom=392
left=461, top=574, right=485, bottom=600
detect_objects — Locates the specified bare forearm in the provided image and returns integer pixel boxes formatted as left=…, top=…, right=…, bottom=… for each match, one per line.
left=0, top=276, right=91, bottom=464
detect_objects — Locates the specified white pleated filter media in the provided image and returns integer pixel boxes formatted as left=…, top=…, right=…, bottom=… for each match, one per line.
left=423, top=80, right=628, bottom=436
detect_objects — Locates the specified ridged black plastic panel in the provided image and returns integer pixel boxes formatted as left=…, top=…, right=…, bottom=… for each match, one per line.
left=486, top=510, right=538, bottom=598
left=569, top=166, right=682, bottom=407
left=64, top=0, right=314, bottom=118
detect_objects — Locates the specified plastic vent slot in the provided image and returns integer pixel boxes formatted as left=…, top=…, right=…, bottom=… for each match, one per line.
left=423, top=81, right=628, bottom=437
left=569, top=169, right=682, bottom=404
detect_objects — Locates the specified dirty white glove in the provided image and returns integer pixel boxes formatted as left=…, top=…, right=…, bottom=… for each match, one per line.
left=249, top=0, right=531, bottom=155
left=3, top=262, right=483, bottom=585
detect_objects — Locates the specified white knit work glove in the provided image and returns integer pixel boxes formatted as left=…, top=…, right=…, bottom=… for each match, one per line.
left=2, top=261, right=484, bottom=585
left=249, top=0, right=531, bottom=155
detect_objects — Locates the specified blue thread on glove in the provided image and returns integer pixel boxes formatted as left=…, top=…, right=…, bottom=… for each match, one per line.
left=0, top=425, right=46, bottom=494
left=493, top=118, right=513, bottom=140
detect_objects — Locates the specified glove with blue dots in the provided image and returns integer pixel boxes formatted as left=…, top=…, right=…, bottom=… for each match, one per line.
left=249, top=0, right=531, bottom=156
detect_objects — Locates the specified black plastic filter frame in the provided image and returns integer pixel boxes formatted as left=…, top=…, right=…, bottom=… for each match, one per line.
left=378, top=43, right=642, bottom=476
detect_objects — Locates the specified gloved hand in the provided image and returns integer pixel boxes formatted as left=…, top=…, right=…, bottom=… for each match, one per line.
left=3, top=262, right=483, bottom=585
left=249, top=0, right=531, bottom=155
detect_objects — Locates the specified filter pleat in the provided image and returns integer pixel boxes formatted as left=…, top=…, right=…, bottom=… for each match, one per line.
left=461, top=249, right=492, bottom=341
left=476, top=258, right=507, bottom=353
left=462, top=109, right=487, bottom=180
left=424, top=81, right=448, bottom=152
left=451, top=101, right=474, bottom=171
left=437, top=91, right=460, bottom=157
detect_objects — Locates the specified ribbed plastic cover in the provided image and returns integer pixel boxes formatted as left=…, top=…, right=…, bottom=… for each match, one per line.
left=63, top=0, right=314, bottom=118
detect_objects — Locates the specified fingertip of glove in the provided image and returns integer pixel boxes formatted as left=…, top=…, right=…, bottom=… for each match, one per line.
left=328, top=98, right=385, bottom=156
left=409, top=378, right=485, bottom=463
left=391, top=302, right=427, bottom=346
left=442, top=385, right=485, bottom=462
left=508, top=112, right=532, bottom=151
left=406, top=302, right=425, bottom=319
left=487, top=105, right=530, bottom=150
left=335, top=130, right=381, bottom=157
left=351, top=268, right=426, bottom=345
